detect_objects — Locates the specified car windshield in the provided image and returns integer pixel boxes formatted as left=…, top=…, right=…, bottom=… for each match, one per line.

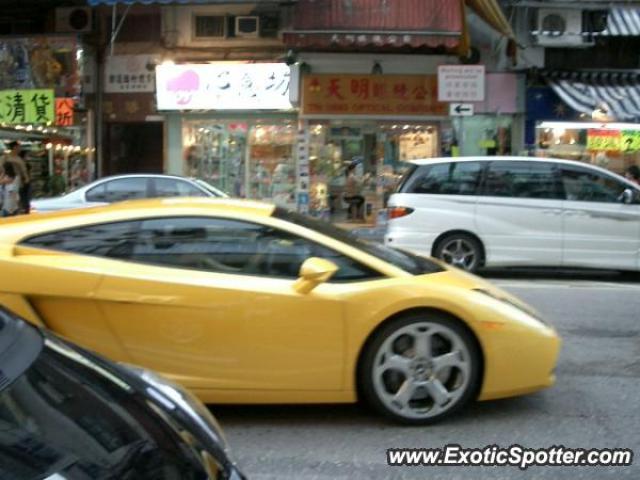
left=273, top=208, right=443, bottom=275
left=0, top=314, right=209, bottom=479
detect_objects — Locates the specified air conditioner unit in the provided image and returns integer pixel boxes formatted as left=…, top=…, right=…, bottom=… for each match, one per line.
left=534, top=9, right=592, bottom=48
left=55, top=7, right=92, bottom=33
left=235, top=16, right=260, bottom=37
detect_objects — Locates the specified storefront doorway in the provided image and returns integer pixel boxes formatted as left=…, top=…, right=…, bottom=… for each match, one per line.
left=105, top=122, right=164, bottom=176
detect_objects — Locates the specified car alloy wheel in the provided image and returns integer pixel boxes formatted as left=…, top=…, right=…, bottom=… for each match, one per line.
left=435, top=234, right=482, bottom=272
left=361, top=314, right=480, bottom=424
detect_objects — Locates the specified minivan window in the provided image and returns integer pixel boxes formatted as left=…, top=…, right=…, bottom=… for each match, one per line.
left=559, top=166, right=628, bottom=203
left=483, top=161, right=563, bottom=199
left=405, top=162, right=482, bottom=195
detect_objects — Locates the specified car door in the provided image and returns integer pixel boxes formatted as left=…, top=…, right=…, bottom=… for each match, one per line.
left=93, top=216, right=351, bottom=391
left=476, top=161, right=564, bottom=266
left=84, top=177, right=150, bottom=205
left=559, top=165, right=640, bottom=270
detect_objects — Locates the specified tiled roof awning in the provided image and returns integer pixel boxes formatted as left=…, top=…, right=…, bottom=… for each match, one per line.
left=283, top=0, right=465, bottom=50
left=544, top=71, right=640, bottom=121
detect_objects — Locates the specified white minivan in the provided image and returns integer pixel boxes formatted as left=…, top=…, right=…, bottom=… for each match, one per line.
left=385, top=157, right=640, bottom=272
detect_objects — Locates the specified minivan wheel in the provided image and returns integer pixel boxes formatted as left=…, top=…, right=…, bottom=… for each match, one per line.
left=359, top=314, right=480, bottom=425
left=434, top=233, right=482, bottom=272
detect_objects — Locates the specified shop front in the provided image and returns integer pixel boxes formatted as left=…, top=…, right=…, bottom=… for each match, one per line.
left=159, top=62, right=297, bottom=207
left=0, top=36, right=91, bottom=198
left=299, top=72, right=448, bottom=223
left=536, top=121, right=640, bottom=175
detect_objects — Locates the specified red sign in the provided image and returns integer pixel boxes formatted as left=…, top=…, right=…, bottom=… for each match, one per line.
left=55, top=98, right=74, bottom=126
left=302, top=74, right=447, bottom=116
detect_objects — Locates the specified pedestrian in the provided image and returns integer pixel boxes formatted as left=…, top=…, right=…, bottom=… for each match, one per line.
left=17, top=150, right=31, bottom=213
left=1, top=162, right=21, bottom=217
left=625, top=165, right=640, bottom=185
left=343, top=163, right=364, bottom=221
left=1, top=141, right=30, bottom=213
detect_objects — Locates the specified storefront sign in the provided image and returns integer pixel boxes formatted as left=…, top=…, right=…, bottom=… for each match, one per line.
left=622, top=130, right=640, bottom=152
left=438, top=65, right=485, bottom=102
left=301, top=74, right=446, bottom=116
left=587, top=129, right=621, bottom=151
left=105, top=55, right=156, bottom=93
left=0, top=89, right=54, bottom=124
left=155, top=63, right=291, bottom=110
left=55, top=98, right=74, bottom=126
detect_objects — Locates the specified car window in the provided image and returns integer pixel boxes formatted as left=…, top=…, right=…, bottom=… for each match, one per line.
left=21, top=221, right=140, bottom=258
left=560, top=167, right=627, bottom=203
left=406, top=162, right=482, bottom=195
left=483, top=161, right=563, bottom=199
left=86, top=178, right=148, bottom=203
left=153, top=178, right=207, bottom=197
left=127, top=217, right=381, bottom=281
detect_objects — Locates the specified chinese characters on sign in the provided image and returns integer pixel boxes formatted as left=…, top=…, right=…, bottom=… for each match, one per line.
left=105, top=55, right=157, bottom=93
left=587, top=129, right=622, bottom=151
left=437, top=65, right=485, bottom=102
left=55, top=98, right=74, bottom=126
left=155, top=63, right=292, bottom=110
left=301, top=75, right=446, bottom=116
left=0, top=89, right=54, bottom=124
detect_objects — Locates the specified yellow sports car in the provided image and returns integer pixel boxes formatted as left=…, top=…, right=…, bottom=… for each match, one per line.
left=0, top=198, right=560, bottom=424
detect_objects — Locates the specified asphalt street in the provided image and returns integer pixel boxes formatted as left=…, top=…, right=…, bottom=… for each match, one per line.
left=213, top=270, right=640, bottom=480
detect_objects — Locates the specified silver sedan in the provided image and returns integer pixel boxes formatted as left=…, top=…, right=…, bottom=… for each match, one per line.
left=31, top=174, right=228, bottom=212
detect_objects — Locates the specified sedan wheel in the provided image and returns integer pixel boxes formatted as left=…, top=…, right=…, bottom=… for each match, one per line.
left=360, top=314, right=480, bottom=424
left=435, top=234, right=482, bottom=272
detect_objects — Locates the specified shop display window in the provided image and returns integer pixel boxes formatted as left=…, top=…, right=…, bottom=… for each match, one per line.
left=182, top=119, right=296, bottom=204
left=183, top=121, right=248, bottom=197
left=307, top=121, right=438, bottom=223
left=248, top=122, right=296, bottom=208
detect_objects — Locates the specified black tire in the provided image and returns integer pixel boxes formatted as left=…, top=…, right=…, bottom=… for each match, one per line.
left=359, top=313, right=481, bottom=425
left=434, top=233, right=483, bottom=273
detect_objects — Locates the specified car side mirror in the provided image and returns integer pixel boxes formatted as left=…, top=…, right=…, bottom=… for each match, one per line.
left=621, top=188, right=635, bottom=204
left=293, top=257, right=338, bottom=294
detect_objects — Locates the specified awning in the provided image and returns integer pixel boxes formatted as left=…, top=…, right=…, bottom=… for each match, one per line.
left=601, top=8, right=640, bottom=36
left=544, top=71, right=640, bottom=121
left=283, top=0, right=465, bottom=51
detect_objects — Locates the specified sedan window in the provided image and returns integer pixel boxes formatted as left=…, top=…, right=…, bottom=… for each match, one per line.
left=153, top=178, right=207, bottom=197
left=21, top=221, right=141, bottom=258
left=128, top=217, right=381, bottom=281
left=86, top=178, right=148, bottom=203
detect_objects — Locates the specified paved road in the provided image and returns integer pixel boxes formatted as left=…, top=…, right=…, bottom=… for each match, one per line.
left=214, top=273, right=640, bottom=479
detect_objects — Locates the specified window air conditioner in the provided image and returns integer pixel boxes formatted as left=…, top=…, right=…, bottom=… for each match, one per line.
left=55, top=7, right=92, bottom=34
left=235, top=16, right=260, bottom=37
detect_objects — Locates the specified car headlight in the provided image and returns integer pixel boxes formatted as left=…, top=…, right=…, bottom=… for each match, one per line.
left=473, top=288, right=551, bottom=327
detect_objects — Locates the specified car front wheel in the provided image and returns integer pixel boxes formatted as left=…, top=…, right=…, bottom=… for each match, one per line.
left=360, top=314, right=481, bottom=424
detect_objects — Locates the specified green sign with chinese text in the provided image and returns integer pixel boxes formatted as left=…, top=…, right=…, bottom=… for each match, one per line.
left=0, top=89, right=55, bottom=125
left=622, top=130, right=640, bottom=152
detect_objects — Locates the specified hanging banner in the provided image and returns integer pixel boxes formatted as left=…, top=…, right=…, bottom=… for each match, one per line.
left=587, top=129, right=621, bottom=151
left=0, top=89, right=55, bottom=124
left=55, top=98, right=74, bottom=126
left=301, top=74, right=447, bottom=116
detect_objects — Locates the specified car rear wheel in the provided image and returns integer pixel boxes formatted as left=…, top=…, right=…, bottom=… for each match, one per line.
left=434, top=233, right=482, bottom=273
left=360, top=314, right=480, bottom=425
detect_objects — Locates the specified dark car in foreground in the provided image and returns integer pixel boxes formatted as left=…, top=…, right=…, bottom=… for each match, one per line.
left=0, top=307, right=244, bottom=480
